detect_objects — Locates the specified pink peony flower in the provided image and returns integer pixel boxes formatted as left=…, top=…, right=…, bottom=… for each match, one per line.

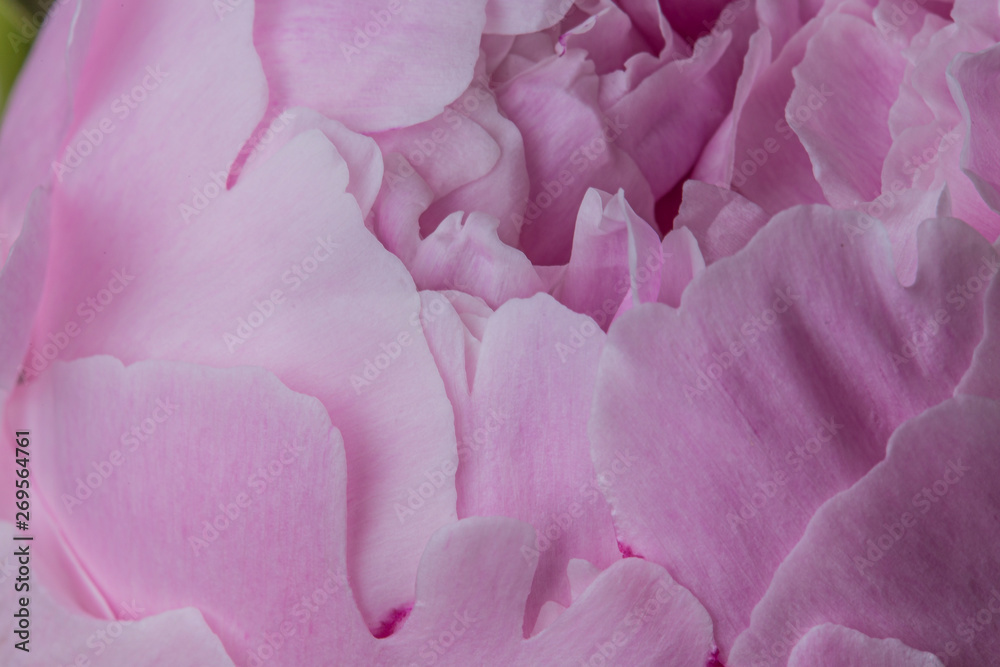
left=0, top=0, right=998, bottom=666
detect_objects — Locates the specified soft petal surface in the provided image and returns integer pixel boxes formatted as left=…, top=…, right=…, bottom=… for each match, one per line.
left=34, top=131, right=461, bottom=632
left=550, top=188, right=662, bottom=327
left=730, top=395, right=1000, bottom=666
left=0, top=528, right=235, bottom=667
left=409, top=211, right=544, bottom=308
left=485, top=0, right=571, bottom=35
left=789, top=11, right=907, bottom=208
left=788, top=625, right=944, bottom=667
left=948, top=43, right=1000, bottom=215
left=0, top=0, right=74, bottom=242
left=13, top=356, right=374, bottom=665
left=675, top=179, right=769, bottom=265
left=0, top=192, right=48, bottom=400
left=254, top=0, right=488, bottom=132
left=447, top=295, right=621, bottom=631
left=589, top=206, right=996, bottom=653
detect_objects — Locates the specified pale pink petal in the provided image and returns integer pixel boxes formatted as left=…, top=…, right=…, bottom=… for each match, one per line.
left=730, top=7, right=831, bottom=212
left=240, top=107, right=384, bottom=219
left=789, top=12, right=907, bottom=208
left=374, top=58, right=530, bottom=246
left=0, top=192, right=48, bottom=399
left=656, top=226, right=706, bottom=308
left=485, top=0, right=571, bottom=35
left=550, top=189, right=662, bottom=328
left=590, top=206, right=996, bottom=654
left=691, top=26, right=773, bottom=188
left=378, top=517, right=717, bottom=666
left=788, top=625, right=944, bottom=667
left=957, top=265, right=1000, bottom=402
left=254, top=0, right=487, bottom=132
left=33, top=131, right=461, bottom=633
left=409, top=212, right=545, bottom=308
left=0, top=528, right=235, bottom=667
left=729, top=395, right=1000, bottom=666
left=0, top=0, right=73, bottom=243
left=675, top=179, right=768, bottom=265
left=12, top=356, right=375, bottom=664
left=948, top=44, right=1000, bottom=217
left=452, top=295, right=621, bottom=632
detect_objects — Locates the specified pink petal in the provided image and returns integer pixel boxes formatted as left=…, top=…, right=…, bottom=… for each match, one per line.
left=550, top=189, right=662, bottom=328
left=957, top=265, right=1000, bottom=402
left=730, top=7, right=831, bottom=212
left=589, top=206, right=996, bottom=654
left=674, top=179, right=769, bottom=265
left=0, top=527, right=235, bottom=667
left=484, top=0, right=571, bottom=35
left=494, top=49, right=655, bottom=264
left=13, top=356, right=374, bottom=664
left=240, top=107, right=384, bottom=219
left=0, top=0, right=73, bottom=242
left=729, top=395, right=1000, bottom=666
left=33, top=131, right=461, bottom=632
left=450, top=295, right=621, bottom=631
left=378, top=517, right=717, bottom=665
left=254, top=0, right=487, bottom=132
left=0, top=192, right=48, bottom=399
left=788, top=625, right=944, bottom=667
left=656, top=226, right=706, bottom=308
left=409, top=212, right=544, bottom=308
left=948, top=44, right=1000, bottom=216
left=789, top=11, right=907, bottom=208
